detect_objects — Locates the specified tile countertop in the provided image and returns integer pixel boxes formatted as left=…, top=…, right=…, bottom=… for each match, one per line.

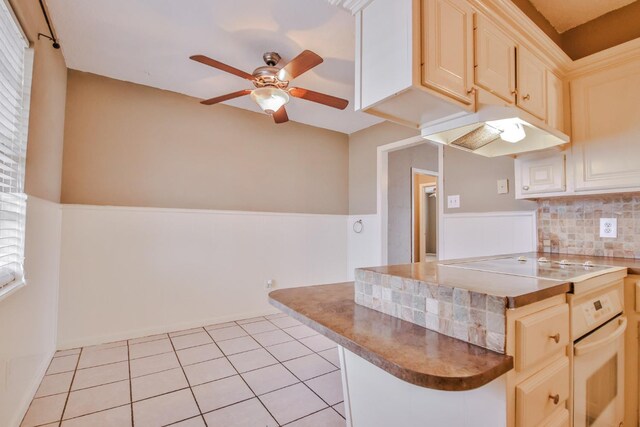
left=361, top=261, right=572, bottom=308
left=269, top=282, right=514, bottom=391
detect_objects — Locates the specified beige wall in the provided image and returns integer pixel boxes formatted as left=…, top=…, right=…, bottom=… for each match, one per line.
left=347, top=121, right=535, bottom=216
left=561, top=1, right=640, bottom=60
left=10, top=0, right=68, bottom=202
left=514, top=0, right=640, bottom=60
left=443, top=147, right=537, bottom=213
left=348, top=121, right=420, bottom=214
left=387, top=143, right=439, bottom=265
left=61, top=71, right=349, bottom=214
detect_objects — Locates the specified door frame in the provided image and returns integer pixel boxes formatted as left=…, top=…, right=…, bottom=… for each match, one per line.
left=377, top=136, right=444, bottom=265
left=411, top=168, right=439, bottom=262
left=418, top=183, right=437, bottom=262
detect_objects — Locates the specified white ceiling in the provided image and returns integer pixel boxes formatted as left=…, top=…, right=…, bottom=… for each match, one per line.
left=46, top=0, right=383, bottom=134
left=528, top=0, right=637, bottom=33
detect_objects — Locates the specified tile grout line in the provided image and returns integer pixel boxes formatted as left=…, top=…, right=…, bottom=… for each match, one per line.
left=280, top=406, right=339, bottom=426
left=258, top=332, right=342, bottom=422
left=167, top=333, right=209, bottom=427
left=56, top=338, right=333, bottom=396
left=51, top=403, right=131, bottom=425
left=57, top=347, right=83, bottom=426
left=127, top=338, right=134, bottom=427
left=202, top=327, right=282, bottom=427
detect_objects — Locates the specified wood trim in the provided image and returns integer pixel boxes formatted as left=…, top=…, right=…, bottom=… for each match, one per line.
left=566, top=37, right=640, bottom=78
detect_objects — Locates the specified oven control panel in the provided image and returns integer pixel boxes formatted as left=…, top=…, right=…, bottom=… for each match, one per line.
left=581, top=294, right=617, bottom=326
left=571, top=283, right=623, bottom=339
left=582, top=295, right=615, bottom=326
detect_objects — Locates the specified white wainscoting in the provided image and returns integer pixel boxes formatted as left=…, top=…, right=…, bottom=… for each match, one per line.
left=347, top=214, right=381, bottom=280
left=58, top=205, right=349, bottom=349
left=0, top=196, right=62, bottom=427
left=440, top=211, right=537, bottom=260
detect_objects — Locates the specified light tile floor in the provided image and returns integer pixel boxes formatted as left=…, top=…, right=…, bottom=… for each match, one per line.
left=22, top=313, right=346, bottom=427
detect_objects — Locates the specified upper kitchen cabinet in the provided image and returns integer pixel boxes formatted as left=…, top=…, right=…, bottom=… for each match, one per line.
left=545, top=70, right=565, bottom=133
left=571, top=58, right=640, bottom=192
left=515, top=152, right=566, bottom=198
left=474, top=14, right=517, bottom=104
left=422, top=0, right=475, bottom=105
left=356, top=0, right=475, bottom=128
left=516, top=45, right=547, bottom=120
left=356, top=0, right=569, bottom=156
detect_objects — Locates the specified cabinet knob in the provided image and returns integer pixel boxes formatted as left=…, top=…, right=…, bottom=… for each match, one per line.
left=549, top=333, right=560, bottom=343
left=522, top=185, right=530, bottom=191
left=549, top=394, right=560, bottom=405
left=511, top=89, right=518, bottom=95
left=522, top=94, right=531, bottom=101
left=466, top=87, right=477, bottom=95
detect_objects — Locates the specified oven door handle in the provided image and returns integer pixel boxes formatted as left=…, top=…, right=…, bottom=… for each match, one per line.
left=574, top=317, right=627, bottom=357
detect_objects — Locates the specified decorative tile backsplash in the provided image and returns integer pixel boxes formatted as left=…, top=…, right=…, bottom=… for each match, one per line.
left=354, top=269, right=506, bottom=353
left=537, top=193, right=640, bottom=258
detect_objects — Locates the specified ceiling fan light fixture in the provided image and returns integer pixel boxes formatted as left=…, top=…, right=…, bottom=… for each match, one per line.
left=250, top=87, right=290, bottom=114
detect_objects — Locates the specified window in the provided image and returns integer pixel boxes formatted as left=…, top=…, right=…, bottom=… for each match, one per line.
left=0, top=0, right=33, bottom=298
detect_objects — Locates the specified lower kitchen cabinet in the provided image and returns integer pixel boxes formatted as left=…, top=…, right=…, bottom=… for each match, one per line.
left=515, top=357, right=570, bottom=427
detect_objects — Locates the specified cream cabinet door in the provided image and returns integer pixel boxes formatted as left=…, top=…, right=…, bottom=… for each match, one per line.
left=517, top=45, right=546, bottom=120
left=359, top=0, right=413, bottom=109
left=572, top=59, right=640, bottom=191
left=517, top=153, right=566, bottom=195
left=474, top=14, right=516, bottom=103
left=546, top=70, right=564, bottom=133
left=422, top=0, right=475, bottom=105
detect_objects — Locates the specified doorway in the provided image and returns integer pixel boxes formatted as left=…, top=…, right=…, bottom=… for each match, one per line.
left=412, top=169, right=438, bottom=262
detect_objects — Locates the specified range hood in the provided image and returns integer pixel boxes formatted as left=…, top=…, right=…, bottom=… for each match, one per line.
left=421, top=105, right=570, bottom=157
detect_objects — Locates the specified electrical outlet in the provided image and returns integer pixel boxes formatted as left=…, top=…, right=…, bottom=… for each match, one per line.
left=447, top=195, right=460, bottom=209
left=600, top=218, right=617, bottom=238
left=497, top=179, right=509, bottom=194
left=265, top=279, right=274, bottom=290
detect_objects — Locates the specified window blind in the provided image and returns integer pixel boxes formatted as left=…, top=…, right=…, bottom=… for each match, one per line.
left=0, top=0, right=32, bottom=295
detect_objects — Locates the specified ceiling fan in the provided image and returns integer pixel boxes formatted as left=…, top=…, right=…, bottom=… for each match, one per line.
left=190, top=50, right=349, bottom=124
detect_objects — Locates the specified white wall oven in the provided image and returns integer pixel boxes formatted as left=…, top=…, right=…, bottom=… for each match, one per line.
left=570, top=281, right=626, bottom=427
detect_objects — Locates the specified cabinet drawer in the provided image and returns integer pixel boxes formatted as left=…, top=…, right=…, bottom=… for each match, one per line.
left=516, top=357, right=570, bottom=427
left=515, top=303, right=569, bottom=371
left=541, top=407, right=570, bottom=427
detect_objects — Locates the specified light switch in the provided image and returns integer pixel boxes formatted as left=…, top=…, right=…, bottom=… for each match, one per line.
left=447, top=195, right=460, bottom=209
left=599, top=218, right=617, bottom=238
left=497, top=179, right=509, bottom=194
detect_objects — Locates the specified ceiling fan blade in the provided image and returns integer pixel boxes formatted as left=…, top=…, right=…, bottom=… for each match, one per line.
left=200, top=89, right=252, bottom=105
left=277, top=50, right=323, bottom=80
left=190, top=55, right=255, bottom=81
left=289, top=87, right=349, bottom=110
left=272, top=106, right=289, bottom=124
